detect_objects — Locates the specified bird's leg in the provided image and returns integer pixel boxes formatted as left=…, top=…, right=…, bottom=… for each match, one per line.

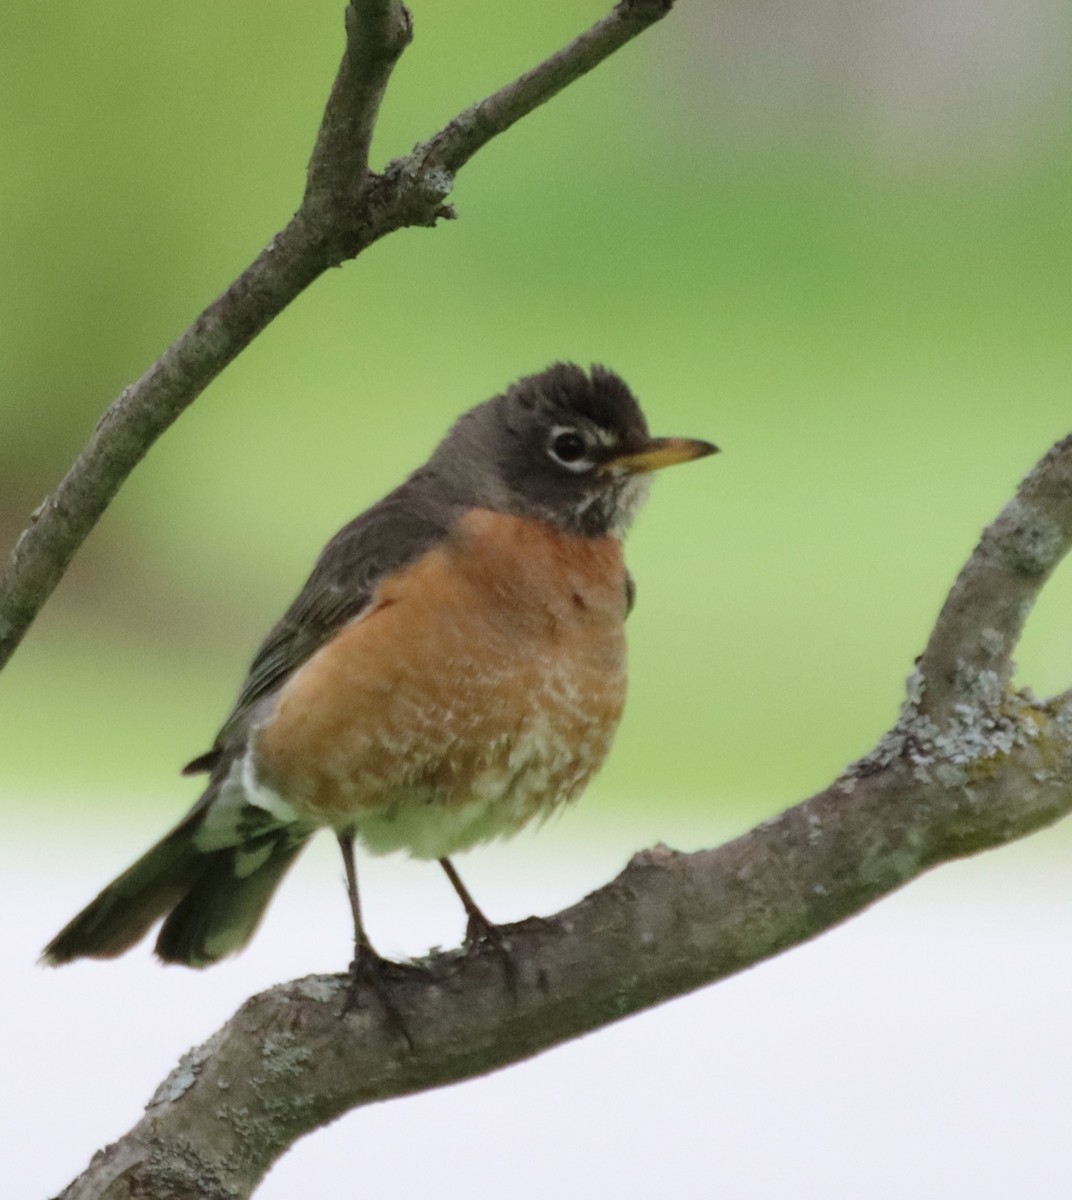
left=439, top=856, right=517, bottom=992
left=337, top=832, right=412, bottom=1046
left=338, top=830, right=377, bottom=962
left=438, top=856, right=499, bottom=945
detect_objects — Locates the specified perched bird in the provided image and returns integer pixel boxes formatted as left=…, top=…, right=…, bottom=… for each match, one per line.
left=43, top=363, right=716, bottom=977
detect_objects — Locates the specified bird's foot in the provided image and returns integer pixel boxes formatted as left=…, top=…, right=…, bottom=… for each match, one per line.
left=341, top=946, right=415, bottom=1049
left=463, top=912, right=519, bottom=997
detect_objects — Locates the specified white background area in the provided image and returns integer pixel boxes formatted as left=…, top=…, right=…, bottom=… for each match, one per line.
left=8, top=804, right=1072, bottom=1199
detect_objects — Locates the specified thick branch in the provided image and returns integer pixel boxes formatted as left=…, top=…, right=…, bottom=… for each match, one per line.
left=0, top=0, right=675, bottom=673
left=59, top=434, right=1072, bottom=1199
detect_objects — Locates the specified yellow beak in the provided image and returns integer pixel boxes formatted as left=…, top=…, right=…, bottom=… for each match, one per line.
left=608, top=436, right=719, bottom=474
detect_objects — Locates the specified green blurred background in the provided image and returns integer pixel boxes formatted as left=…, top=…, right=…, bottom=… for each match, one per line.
left=7, top=7, right=1072, bottom=1196
left=2, top=0, right=1071, bottom=836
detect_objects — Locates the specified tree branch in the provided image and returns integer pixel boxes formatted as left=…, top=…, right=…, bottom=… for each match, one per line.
left=915, top=434, right=1072, bottom=725
left=417, top=0, right=675, bottom=175
left=58, top=434, right=1072, bottom=1199
left=302, top=0, right=413, bottom=224
left=0, top=0, right=675, bottom=673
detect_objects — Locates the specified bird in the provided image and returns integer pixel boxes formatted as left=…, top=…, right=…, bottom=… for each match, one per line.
left=42, top=363, right=717, bottom=981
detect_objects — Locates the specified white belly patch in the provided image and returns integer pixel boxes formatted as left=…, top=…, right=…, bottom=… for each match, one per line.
left=353, top=712, right=596, bottom=859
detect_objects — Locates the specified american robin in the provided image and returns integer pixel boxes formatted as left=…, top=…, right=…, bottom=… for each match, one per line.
left=43, top=363, right=716, bottom=976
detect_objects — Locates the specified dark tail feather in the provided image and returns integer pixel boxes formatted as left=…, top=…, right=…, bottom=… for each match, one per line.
left=43, top=822, right=309, bottom=968
left=42, top=816, right=204, bottom=964
left=155, top=835, right=307, bottom=967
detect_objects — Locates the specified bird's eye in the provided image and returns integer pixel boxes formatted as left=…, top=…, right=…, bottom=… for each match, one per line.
left=548, top=429, right=590, bottom=469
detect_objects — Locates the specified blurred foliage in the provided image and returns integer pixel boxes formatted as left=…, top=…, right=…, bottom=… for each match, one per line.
left=1, top=1, right=1070, bottom=833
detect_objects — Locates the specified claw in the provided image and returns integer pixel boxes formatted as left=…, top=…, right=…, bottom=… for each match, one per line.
left=341, top=946, right=415, bottom=1049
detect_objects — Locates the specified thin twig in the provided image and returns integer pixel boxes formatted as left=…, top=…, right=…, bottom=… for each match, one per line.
left=419, top=0, right=674, bottom=174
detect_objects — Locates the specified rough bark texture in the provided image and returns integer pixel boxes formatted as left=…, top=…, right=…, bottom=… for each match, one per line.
left=57, top=434, right=1072, bottom=1198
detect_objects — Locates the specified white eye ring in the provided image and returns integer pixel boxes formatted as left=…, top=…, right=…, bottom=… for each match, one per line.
left=547, top=426, right=594, bottom=472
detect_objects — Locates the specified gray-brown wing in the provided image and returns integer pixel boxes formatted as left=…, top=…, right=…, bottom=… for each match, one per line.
left=183, top=481, right=454, bottom=775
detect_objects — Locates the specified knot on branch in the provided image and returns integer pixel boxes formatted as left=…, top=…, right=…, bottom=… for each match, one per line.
left=371, top=158, right=458, bottom=230
left=853, top=666, right=1045, bottom=788
left=626, top=842, right=682, bottom=871
left=300, top=161, right=456, bottom=267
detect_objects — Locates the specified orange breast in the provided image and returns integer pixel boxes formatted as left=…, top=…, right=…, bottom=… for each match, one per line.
left=252, top=510, right=629, bottom=858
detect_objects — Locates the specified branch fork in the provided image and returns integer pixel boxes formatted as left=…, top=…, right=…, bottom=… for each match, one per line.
left=0, top=0, right=675, bottom=670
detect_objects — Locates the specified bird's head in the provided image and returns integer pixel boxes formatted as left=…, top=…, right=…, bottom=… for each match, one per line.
left=428, top=363, right=718, bottom=537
